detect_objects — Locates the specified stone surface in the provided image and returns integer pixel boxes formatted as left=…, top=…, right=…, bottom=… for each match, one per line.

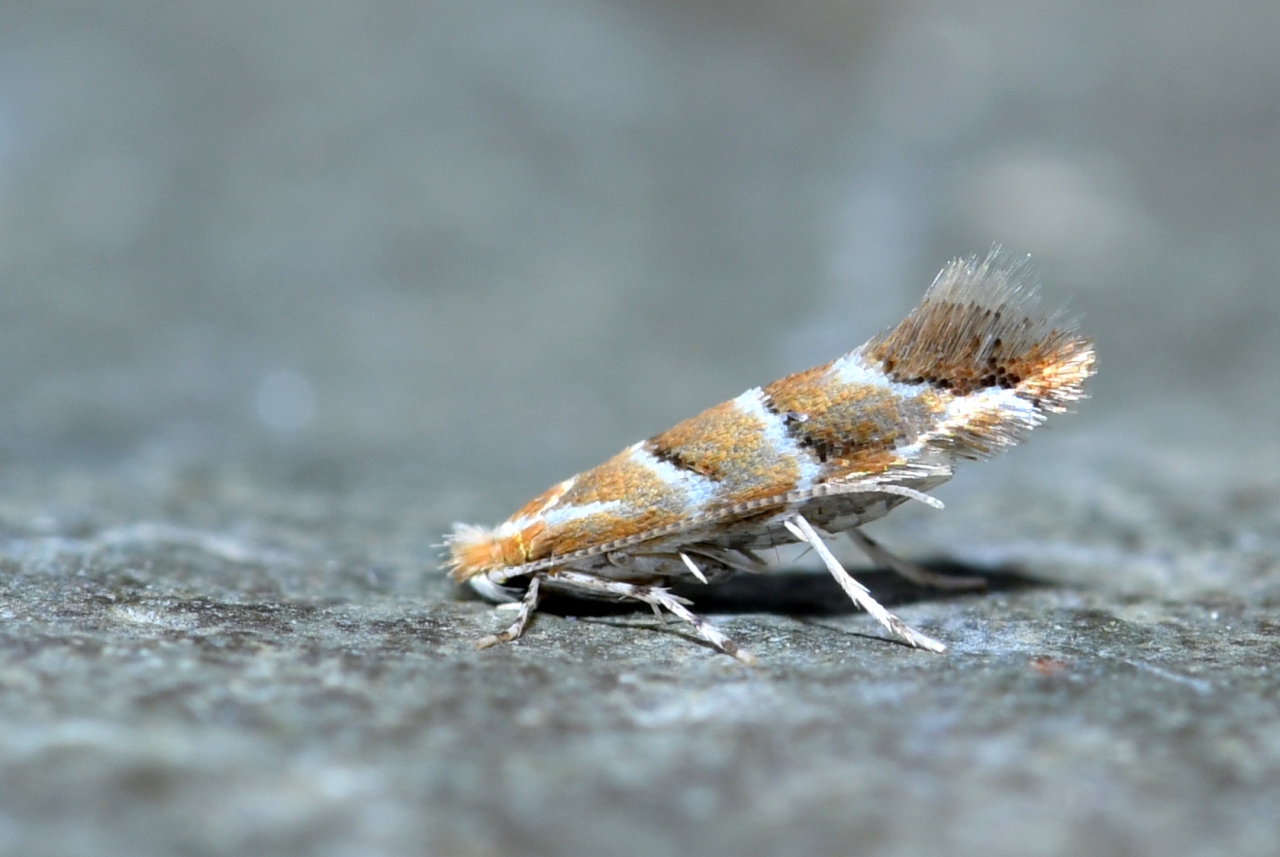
left=1, top=2, right=1279, bottom=856
left=2, top=428, right=1278, bottom=857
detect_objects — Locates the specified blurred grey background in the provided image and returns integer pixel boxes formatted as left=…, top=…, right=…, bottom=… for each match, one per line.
left=2, top=4, right=1280, bottom=857
left=1, top=0, right=1276, bottom=503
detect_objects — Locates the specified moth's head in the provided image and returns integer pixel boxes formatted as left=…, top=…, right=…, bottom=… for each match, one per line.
left=444, top=521, right=531, bottom=581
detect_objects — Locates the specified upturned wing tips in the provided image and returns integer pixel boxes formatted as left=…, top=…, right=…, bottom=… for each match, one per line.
left=863, top=248, right=1095, bottom=410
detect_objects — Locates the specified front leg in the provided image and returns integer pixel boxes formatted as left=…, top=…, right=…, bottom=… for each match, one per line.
left=475, top=574, right=542, bottom=649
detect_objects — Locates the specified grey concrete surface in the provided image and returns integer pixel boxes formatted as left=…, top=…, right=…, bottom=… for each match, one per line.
left=1, top=2, right=1279, bottom=856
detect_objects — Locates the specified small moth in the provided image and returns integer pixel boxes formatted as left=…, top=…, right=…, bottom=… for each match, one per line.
left=447, top=250, right=1095, bottom=662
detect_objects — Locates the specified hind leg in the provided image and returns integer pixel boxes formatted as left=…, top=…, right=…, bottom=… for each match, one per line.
left=847, top=529, right=987, bottom=590
left=785, top=515, right=946, bottom=653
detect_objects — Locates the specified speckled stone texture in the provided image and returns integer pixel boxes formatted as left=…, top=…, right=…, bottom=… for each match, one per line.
left=1, top=2, right=1278, bottom=856
left=2, top=428, right=1278, bottom=857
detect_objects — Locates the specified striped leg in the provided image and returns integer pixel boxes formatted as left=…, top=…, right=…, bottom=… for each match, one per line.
left=475, top=575, right=541, bottom=649
left=551, top=570, right=756, bottom=665
left=784, top=515, right=946, bottom=653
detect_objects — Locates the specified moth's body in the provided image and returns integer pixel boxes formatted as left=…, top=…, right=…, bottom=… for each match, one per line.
left=447, top=251, right=1095, bottom=661
left=463, top=477, right=929, bottom=599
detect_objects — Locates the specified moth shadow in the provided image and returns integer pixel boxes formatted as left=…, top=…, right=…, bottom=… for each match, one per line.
left=535, top=560, right=1045, bottom=619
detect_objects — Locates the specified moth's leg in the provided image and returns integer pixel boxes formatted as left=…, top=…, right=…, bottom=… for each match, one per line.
left=847, top=528, right=987, bottom=591
left=475, top=574, right=541, bottom=649
left=646, top=588, right=756, bottom=665
left=679, top=551, right=710, bottom=584
left=688, top=546, right=769, bottom=575
left=784, top=515, right=947, bottom=653
left=551, top=570, right=756, bottom=665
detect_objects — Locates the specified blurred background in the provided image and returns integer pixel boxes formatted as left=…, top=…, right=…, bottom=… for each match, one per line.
left=2, top=7, right=1279, bottom=855
left=0, top=0, right=1276, bottom=507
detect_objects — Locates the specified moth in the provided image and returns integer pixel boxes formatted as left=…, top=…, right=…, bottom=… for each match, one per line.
left=447, top=251, right=1095, bottom=662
